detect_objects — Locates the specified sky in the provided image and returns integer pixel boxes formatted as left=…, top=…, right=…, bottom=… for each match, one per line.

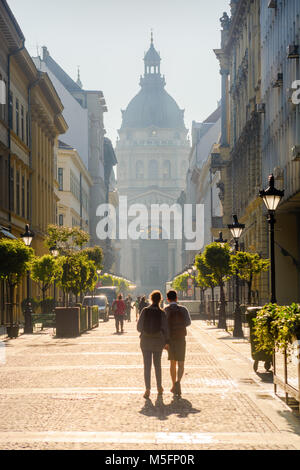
left=8, top=0, right=230, bottom=145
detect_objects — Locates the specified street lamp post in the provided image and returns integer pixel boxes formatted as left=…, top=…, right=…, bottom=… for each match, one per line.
left=21, top=225, right=35, bottom=334
left=214, top=232, right=227, bottom=244
left=259, top=175, right=284, bottom=304
left=188, top=266, right=194, bottom=300
left=228, top=215, right=245, bottom=338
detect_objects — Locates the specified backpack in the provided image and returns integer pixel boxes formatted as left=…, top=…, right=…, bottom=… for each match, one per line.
left=167, top=305, right=187, bottom=339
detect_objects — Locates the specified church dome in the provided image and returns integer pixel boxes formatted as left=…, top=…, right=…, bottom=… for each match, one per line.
left=121, top=36, right=186, bottom=130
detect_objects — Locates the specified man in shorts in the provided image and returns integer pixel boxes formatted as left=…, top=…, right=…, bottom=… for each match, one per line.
left=165, top=290, right=191, bottom=397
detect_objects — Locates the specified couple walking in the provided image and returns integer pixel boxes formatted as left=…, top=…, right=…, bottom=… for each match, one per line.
left=137, top=290, right=191, bottom=399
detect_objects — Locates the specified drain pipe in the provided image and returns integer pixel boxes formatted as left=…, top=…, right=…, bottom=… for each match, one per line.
left=7, top=41, right=25, bottom=224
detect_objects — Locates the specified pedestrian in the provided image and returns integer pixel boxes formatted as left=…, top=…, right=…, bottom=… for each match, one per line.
left=112, top=294, right=126, bottom=334
left=135, top=296, right=141, bottom=321
left=125, top=295, right=132, bottom=322
left=137, top=290, right=169, bottom=399
left=164, top=290, right=191, bottom=397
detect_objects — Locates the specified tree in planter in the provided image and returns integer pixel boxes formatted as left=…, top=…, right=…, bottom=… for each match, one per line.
left=30, top=255, right=60, bottom=302
left=202, top=243, right=233, bottom=330
left=231, top=252, right=270, bottom=305
left=172, top=273, right=189, bottom=296
left=195, top=254, right=218, bottom=319
left=0, top=239, right=34, bottom=327
left=57, top=254, right=97, bottom=306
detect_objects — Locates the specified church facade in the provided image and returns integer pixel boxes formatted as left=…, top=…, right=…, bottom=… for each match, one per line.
left=116, top=36, right=190, bottom=295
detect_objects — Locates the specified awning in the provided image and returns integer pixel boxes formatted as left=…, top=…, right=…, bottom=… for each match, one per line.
left=0, top=227, right=17, bottom=239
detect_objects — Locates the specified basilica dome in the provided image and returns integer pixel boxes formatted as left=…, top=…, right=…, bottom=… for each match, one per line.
left=121, top=36, right=186, bottom=130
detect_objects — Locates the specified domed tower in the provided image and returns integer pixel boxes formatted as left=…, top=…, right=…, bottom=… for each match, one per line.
left=116, top=35, right=190, bottom=294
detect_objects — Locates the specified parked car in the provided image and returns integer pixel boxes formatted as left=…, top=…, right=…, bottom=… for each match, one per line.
left=95, top=287, right=118, bottom=316
left=82, top=295, right=110, bottom=322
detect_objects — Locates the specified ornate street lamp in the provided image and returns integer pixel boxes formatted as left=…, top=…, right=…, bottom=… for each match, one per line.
left=228, top=215, right=245, bottom=338
left=20, top=225, right=35, bottom=334
left=259, top=175, right=284, bottom=304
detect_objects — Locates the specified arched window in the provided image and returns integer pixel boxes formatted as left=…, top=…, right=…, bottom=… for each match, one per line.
left=149, top=160, right=158, bottom=179
left=163, top=160, right=171, bottom=179
left=136, top=161, right=144, bottom=179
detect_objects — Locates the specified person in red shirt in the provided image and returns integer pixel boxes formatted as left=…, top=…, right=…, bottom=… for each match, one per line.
left=112, top=294, right=126, bottom=334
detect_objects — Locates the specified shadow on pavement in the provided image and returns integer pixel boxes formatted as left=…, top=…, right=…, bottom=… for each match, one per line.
left=255, top=371, right=274, bottom=383
left=139, top=395, right=201, bottom=421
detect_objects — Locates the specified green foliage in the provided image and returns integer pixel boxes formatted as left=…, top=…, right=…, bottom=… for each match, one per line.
left=98, top=274, right=130, bottom=295
left=0, top=239, right=33, bottom=287
left=57, top=253, right=97, bottom=296
left=195, top=253, right=218, bottom=289
left=172, top=273, right=189, bottom=293
left=232, top=252, right=269, bottom=303
left=30, top=255, right=60, bottom=300
left=45, top=225, right=90, bottom=255
left=202, top=242, right=233, bottom=286
left=82, top=246, right=103, bottom=270
left=253, top=303, right=300, bottom=355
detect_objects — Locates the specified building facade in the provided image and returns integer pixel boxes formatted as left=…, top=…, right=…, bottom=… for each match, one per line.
left=57, top=140, right=92, bottom=233
left=214, top=0, right=269, bottom=305
left=260, top=0, right=300, bottom=305
left=116, top=36, right=190, bottom=294
left=33, top=48, right=108, bottom=247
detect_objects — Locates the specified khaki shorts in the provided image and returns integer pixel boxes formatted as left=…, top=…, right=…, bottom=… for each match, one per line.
left=168, top=338, right=186, bottom=362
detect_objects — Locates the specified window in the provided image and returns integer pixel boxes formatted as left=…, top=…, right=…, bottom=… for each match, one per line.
left=58, top=168, right=63, bottom=191
left=16, top=170, right=20, bottom=215
left=21, top=106, right=24, bottom=141
left=149, top=160, right=158, bottom=179
left=163, top=160, right=171, bottom=179
left=22, top=176, right=25, bottom=218
left=16, top=99, right=19, bottom=136
left=10, top=166, right=14, bottom=212
left=27, top=179, right=30, bottom=219
left=136, top=161, right=144, bottom=179
left=59, top=214, right=64, bottom=226
left=8, top=91, right=13, bottom=129
left=70, top=170, right=80, bottom=200
left=26, top=112, right=29, bottom=146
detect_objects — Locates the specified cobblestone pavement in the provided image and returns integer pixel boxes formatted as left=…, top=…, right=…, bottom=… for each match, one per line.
left=0, top=316, right=300, bottom=450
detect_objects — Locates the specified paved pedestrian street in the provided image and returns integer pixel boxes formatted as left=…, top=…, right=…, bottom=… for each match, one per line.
left=1, top=318, right=300, bottom=451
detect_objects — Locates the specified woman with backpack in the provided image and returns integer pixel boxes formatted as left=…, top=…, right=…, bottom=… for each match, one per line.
left=112, top=294, right=126, bottom=334
left=137, top=291, right=169, bottom=399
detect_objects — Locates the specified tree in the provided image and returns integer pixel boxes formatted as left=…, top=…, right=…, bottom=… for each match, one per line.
left=172, top=273, right=189, bottom=295
left=195, top=253, right=218, bottom=318
left=232, top=251, right=270, bottom=305
left=202, top=243, right=233, bottom=330
left=0, top=239, right=33, bottom=326
left=30, top=255, right=60, bottom=301
left=81, top=246, right=103, bottom=271
left=45, top=225, right=89, bottom=255
left=56, top=254, right=97, bottom=305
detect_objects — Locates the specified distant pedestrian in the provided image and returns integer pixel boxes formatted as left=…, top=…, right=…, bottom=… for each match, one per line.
left=135, top=296, right=141, bottom=321
left=164, top=290, right=191, bottom=397
left=125, top=295, right=132, bottom=322
left=112, top=294, right=126, bottom=334
left=137, top=291, right=169, bottom=399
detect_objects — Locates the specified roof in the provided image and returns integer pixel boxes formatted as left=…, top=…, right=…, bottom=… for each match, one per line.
left=144, top=43, right=161, bottom=65
left=41, top=47, right=83, bottom=93
left=203, top=106, right=222, bottom=124
left=58, top=140, right=74, bottom=150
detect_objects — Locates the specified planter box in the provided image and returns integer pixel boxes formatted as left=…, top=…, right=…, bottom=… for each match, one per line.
left=79, top=306, right=88, bottom=333
left=6, top=325, right=19, bottom=339
left=55, top=307, right=80, bottom=338
left=91, top=306, right=99, bottom=329
left=274, top=340, right=300, bottom=412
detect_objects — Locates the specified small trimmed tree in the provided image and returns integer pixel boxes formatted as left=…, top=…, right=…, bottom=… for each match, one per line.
left=232, top=251, right=270, bottom=305
left=195, top=253, right=218, bottom=318
left=172, top=273, right=189, bottom=296
left=202, top=243, right=233, bottom=330
left=0, top=239, right=34, bottom=326
left=30, top=255, right=59, bottom=301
